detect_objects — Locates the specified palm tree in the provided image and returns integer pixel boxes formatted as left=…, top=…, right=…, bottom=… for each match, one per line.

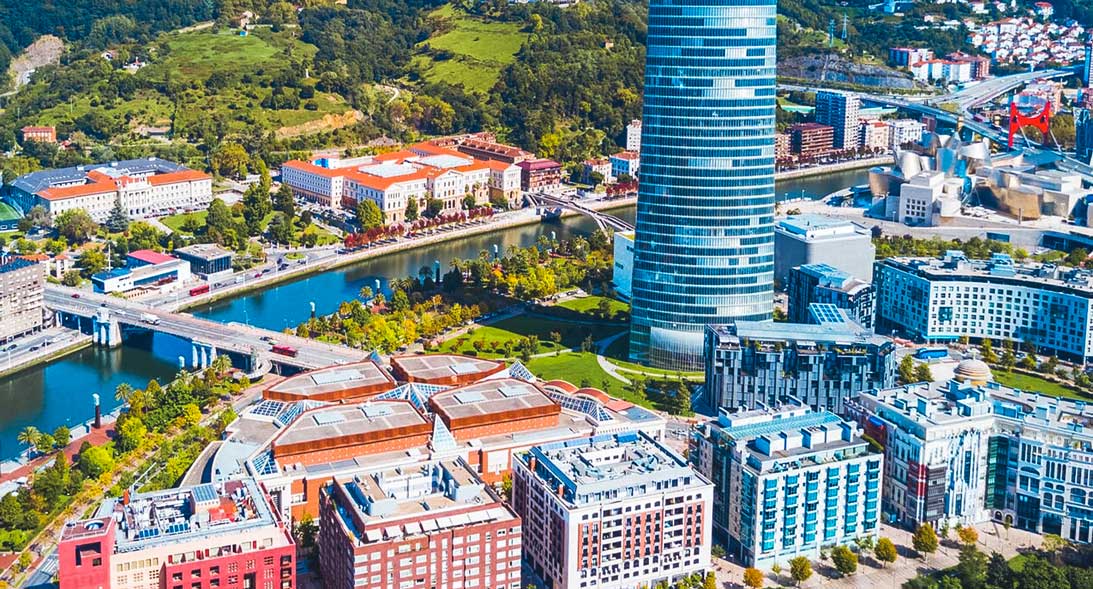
left=17, top=426, right=40, bottom=453
left=114, top=382, right=135, bottom=404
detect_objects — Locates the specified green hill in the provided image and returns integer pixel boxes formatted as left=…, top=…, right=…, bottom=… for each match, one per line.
left=411, top=5, right=527, bottom=93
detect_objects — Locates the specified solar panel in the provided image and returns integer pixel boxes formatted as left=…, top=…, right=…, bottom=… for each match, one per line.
left=508, top=361, right=535, bottom=382
left=454, top=390, right=486, bottom=405
left=451, top=362, right=480, bottom=375
left=313, top=411, right=347, bottom=426
left=192, top=484, right=219, bottom=505
left=275, top=403, right=305, bottom=428
left=250, top=451, right=279, bottom=476
left=311, top=369, right=364, bottom=386
left=361, top=405, right=394, bottom=418
left=499, top=385, right=529, bottom=398
left=250, top=400, right=285, bottom=418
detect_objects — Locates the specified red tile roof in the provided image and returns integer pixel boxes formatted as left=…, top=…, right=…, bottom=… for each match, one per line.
left=128, top=249, right=176, bottom=265
left=146, top=169, right=211, bottom=185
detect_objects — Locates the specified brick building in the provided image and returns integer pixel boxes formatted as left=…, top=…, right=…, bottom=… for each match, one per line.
left=319, top=459, right=521, bottom=589
left=59, top=478, right=295, bottom=589
left=517, top=158, right=563, bottom=191
left=212, top=356, right=666, bottom=522
left=513, top=432, right=712, bottom=589
left=788, top=123, right=834, bottom=157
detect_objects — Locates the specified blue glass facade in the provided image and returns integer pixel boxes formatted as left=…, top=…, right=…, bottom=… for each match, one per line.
left=630, top=0, right=778, bottom=370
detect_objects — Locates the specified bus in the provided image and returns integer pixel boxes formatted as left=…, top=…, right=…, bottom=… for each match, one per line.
left=914, top=347, right=949, bottom=360
left=189, top=284, right=211, bottom=296
left=271, top=344, right=299, bottom=357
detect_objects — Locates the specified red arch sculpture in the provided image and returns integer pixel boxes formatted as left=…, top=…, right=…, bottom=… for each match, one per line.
left=1008, top=99, right=1052, bottom=148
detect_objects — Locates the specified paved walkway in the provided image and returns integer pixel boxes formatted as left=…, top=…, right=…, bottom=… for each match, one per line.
left=709, top=522, right=1043, bottom=589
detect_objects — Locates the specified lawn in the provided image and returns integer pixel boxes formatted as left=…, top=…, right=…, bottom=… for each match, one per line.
left=555, top=295, right=630, bottom=318
left=413, top=5, right=527, bottom=93
left=993, top=370, right=1092, bottom=401
left=161, top=211, right=208, bottom=234
left=440, top=315, right=624, bottom=358
left=160, top=31, right=290, bottom=80
left=525, top=352, right=640, bottom=403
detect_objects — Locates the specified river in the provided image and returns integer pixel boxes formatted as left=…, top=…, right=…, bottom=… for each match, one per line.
left=0, top=168, right=869, bottom=459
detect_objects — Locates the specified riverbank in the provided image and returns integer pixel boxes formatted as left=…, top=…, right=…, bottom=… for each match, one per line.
left=775, top=155, right=894, bottom=180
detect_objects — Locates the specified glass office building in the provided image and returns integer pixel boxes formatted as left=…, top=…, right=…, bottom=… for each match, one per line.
left=629, top=0, right=778, bottom=370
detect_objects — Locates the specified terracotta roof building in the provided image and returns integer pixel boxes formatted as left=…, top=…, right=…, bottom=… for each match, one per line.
left=10, top=158, right=212, bottom=223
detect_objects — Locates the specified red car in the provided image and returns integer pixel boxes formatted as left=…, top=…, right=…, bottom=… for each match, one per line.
left=71, top=293, right=81, bottom=299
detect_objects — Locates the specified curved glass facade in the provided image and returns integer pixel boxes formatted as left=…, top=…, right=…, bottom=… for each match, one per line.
left=629, top=0, right=777, bottom=370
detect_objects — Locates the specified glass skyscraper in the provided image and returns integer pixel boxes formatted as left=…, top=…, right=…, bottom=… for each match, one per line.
left=629, top=0, right=778, bottom=370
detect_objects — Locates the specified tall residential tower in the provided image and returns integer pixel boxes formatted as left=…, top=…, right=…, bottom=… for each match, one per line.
left=630, top=0, right=778, bottom=369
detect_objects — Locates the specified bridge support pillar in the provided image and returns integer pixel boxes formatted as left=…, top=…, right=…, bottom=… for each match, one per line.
left=192, top=342, right=213, bottom=369
left=91, top=310, right=121, bottom=348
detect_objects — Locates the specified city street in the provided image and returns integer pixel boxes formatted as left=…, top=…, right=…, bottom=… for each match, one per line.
left=0, top=327, right=89, bottom=378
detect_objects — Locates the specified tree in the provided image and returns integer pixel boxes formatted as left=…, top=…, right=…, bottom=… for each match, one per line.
left=898, top=355, right=916, bottom=384
left=182, top=403, right=202, bottom=427
left=711, top=544, right=726, bottom=560
left=913, top=523, right=940, bottom=561
left=77, top=445, right=115, bottom=478
left=274, top=183, right=296, bottom=218
left=242, top=182, right=272, bottom=236
left=36, top=433, right=55, bottom=453
left=405, top=197, right=420, bottom=221
left=52, top=425, right=71, bottom=449
left=957, top=525, right=979, bottom=546
left=955, top=545, right=987, bottom=589
left=62, top=269, right=82, bottom=287
left=704, top=572, right=717, bottom=589
left=26, top=205, right=51, bottom=229
left=914, top=362, right=934, bottom=383
left=981, top=339, right=997, bottom=364
left=939, top=576, right=963, bottom=589
left=425, top=198, right=444, bottom=219
left=105, top=195, right=129, bottom=232
left=831, top=545, right=857, bottom=576
left=875, top=537, right=898, bottom=567
left=78, top=247, right=107, bottom=277
left=1040, top=533, right=1067, bottom=557
left=743, top=567, right=764, bottom=589
left=789, top=556, right=812, bottom=586
left=294, top=512, right=317, bottom=548
left=357, top=199, right=384, bottom=230
left=115, top=382, right=135, bottom=405
left=116, top=416, right=147, bottom=453
left=55, top=209, right=97, bottom=243
left=17, top=426, right=40, bottom=453
left=211, top=142, right=249, bottom=179
left=1015, top=555, right=1068, bottom=589
left=985, top=552, right=1011, bottom=589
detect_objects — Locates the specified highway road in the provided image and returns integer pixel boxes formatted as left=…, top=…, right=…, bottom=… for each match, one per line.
left=43, top=286, right=366, bottom=371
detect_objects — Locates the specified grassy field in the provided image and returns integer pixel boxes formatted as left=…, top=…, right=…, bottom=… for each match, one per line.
left=0, top=202, right=20, bottom=222
left=161, top=211, right=208, bottom=234
left=993, top=370, right=1092, bottom=401
left=525, top=352, right=641, bottom=403
left=555, top=295, right=629, bottom=317
left=440, top=315, right=623, bottom=358
left=412, top=5, right=527, bottom=93
left=161, top=31, right=292, bottom=79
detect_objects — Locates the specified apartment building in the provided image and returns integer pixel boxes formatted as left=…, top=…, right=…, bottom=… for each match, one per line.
left=609, top=151, right=640, bottom=179
left=626, top=119, right=642, bottom=152
left=59, top=478, right=295, bottom=589
left=889, top=119, right=926, bottom=149
left=850, top=368, right=1093, bottom=543
left=702, top=315, right=895, bottom=415
left=815, top=91, right=861, bottom=151
left=787, top=263, right=876, bottom=329
left=875, top=251, right=1093, bottom=362
left=513, top=432, right=712, bottom=589
left=318, top=459, right=521, bottom=589
left=10, top=158, right=212, bottom=222
left=860, top=120, right=891, bottom=151
left=20, top=125, right=57, bottom=144
left=788, top=123, right=834, bottom=157
left=0, top=256, right=43, bottom=342
left=690, top=406, right=883, bottom=568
